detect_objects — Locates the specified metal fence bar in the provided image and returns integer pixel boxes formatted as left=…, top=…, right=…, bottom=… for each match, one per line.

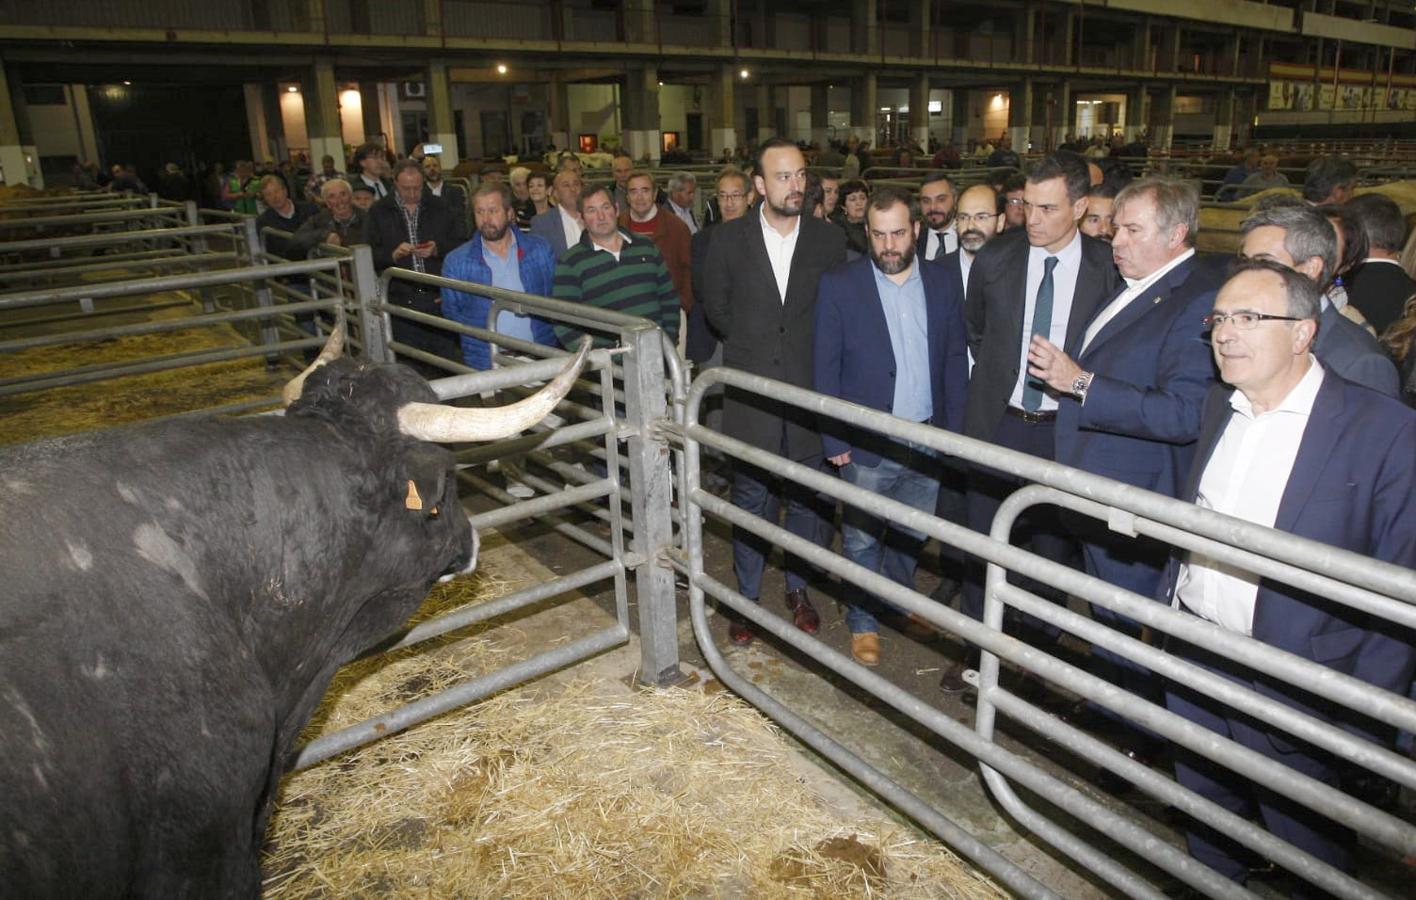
left=0, top=251, right=239, bottom=285
left=0, top=206, right=187, bottom=230
left=0, top=336, right=324, bottom=397
left=387, top=558, right=624, bottom=652
left=0, top=257, right=338, bottom=311
left=0, top=223, right=241, bottom=256
left=0, top=298, right=338, bottom=355
left=459, top=470, right=615, bottom=560
left=290, top=624, right=630, bottom=770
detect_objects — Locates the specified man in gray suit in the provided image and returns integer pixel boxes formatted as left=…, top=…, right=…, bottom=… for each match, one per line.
left=1238, top=204, right=1399, bottom=398
left=529, top=169, right=584, bottom=259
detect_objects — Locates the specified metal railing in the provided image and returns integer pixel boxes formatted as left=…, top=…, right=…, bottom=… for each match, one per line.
left=665, top=365, right=1416, bottom=899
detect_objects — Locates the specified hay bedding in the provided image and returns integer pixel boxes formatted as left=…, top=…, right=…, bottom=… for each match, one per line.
left=264, top=558, right=1004, bottom=899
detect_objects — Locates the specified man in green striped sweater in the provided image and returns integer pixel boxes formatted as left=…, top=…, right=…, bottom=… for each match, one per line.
left=552, top=184, right=680, bottom=348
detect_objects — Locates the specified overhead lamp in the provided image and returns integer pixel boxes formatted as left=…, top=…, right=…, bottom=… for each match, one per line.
left=122, top=80, right=131, bottom=86
left=286, top=85, right=299, bottom=93
left=739, top=69, right=749, bottom=79
left=496, top=64, right=508, bottom=75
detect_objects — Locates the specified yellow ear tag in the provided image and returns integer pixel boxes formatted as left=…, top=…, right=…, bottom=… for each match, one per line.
left=405, top=479, right=423, bottom=511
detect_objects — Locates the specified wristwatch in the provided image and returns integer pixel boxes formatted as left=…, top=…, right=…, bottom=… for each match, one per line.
left=1072, top=372, right=1094, bottom=402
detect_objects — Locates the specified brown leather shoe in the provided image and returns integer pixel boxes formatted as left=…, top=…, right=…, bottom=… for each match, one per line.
left=728, top=618, right=755, bottom=646
left=850, top=632, right=881, bottom=667
left=784, top=588, right=820, bottom=634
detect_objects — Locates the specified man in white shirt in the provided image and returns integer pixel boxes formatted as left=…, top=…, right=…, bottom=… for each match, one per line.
left=1164, top=259, right=1416, bottom=891
left=701, top=138, right=848, bottom=646
left=918, top=172, right=957, bottom=261
left=1025, top=177, right=1220, bottom=747
left=663, top=172, right=699, bottom=235
left=528, top=169, right=584, bottom=258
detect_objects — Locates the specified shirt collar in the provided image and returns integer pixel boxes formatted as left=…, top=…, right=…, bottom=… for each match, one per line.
left=1123, top=248, right=1194, bottom=291
left=759, top=204, right=801, bottom=242
left=871, top=260, right=922, bottom=292
left=1029, top=229, right=1082, bottom=267
left=1360, top=257, right=1402, bottom=267
left=1229, top=356, right=1325, bottom=420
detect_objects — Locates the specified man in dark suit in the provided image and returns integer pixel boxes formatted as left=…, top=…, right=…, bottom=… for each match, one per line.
left=944, top=153, right=1122, bottom=692
left=1164, top=260, right=1416, bottom=890
left=1027, top=177, right=1220, bottom=741
left=814, top=186, right=968, bottom=666
left=367, top=159, right=464, bottom=372
left=702, top=138, right=849, bottom=646
left=421, top=154, right=467, bottom=243
left=1343, top=193, right=1415, bottom=334
left=1238, top=204, right=1400, bottom=398
left=528, top=169, right=583, bottom=259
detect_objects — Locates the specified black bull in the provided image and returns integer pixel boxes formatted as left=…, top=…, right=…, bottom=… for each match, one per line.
left=0, top=341, right=588, bottom=897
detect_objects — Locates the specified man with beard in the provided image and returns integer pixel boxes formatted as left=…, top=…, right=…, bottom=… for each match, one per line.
left=918, top=173, right=958, bottom=261
left=703, top=137, right=848, bottom=646
left=944, top=183, right=1003, bottom=294
left=814, top=186, right=968, bottom=665
left=440, top=182, right=559, bottom=370
left=1079, top=183, right=1117, bottom=243
left=422, top=154, right=467, bottom=242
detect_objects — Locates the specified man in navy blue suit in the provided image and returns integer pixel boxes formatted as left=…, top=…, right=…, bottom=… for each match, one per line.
left=1026, top=177, right=1220, bottom=747
left=814, top=186, right=969, bottom=666
left=1165, top=260, right=1415, bottom=891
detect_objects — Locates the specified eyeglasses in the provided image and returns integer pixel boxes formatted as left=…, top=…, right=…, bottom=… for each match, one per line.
left=717, top=191, right=745, bottom=201
left=1005, top=197, right=1026, bottom=206
left=955, top=212, right=996, bottom=224
left=1202, top=312, right=1304, bottom=330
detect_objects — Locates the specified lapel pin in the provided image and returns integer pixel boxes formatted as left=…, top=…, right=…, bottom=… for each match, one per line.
left=1152, top=296, right=1162, bottom=304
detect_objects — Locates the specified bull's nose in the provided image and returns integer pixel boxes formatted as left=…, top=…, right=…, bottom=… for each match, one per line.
left=437, top=528, right=479, bottom=583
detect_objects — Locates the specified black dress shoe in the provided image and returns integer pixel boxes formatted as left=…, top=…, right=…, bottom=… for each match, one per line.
left=930, top=576, right=960, bottom=604
left=784, top=588, right=820, bottom=634
left=940, top=650, right=980, bottom=693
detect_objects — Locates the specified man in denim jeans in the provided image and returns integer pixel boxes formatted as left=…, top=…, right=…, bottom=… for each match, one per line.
left=813, top=186, right=969, bottom=666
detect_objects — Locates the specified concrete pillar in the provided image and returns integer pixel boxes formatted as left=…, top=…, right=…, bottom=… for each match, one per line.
left=424, top=59, right=460, bottom=167
left=1164, top=26, right=1183, bottom=73
left=1124, top=85, right=1147, bottom=141
left=909, top=75, right=930, bottom=150
left=1151, top=84, right=1176, bottom=150
left=706, top=0, right=732, bottom=47
left=909, top=0, right=931, bottom=58
left=422, top=0, right=442, bottom=36
left=1008, top=78, right=1033, bottom=154
left=548, top=74, right=571, bottom=152
left=304, top=60, right=345, bottom=171
left=360, top=82, right=384, bottom=145
left=244, top=83, right=271, bottom=162
left=810, top=83, right=831, bottom=147
left=951, top=90, right=969, bottom=147
left=1049, top=82, right=1072, bottom=150
left=1017, top=2, right=1037, bottom=65
left=621, top=64, right=661, bottom=164
left=850, top=72, right=877, bottom=142
left=851, top=0, right=877, bottom=56
left=623, top=0, right=655, bottom=43
left=69, top=84, right=100, bottom=164
left=0, top=62, right=39, bottom=187
left=1133, top=18, right=1151, bottom=71
left=260, top=82, right=287, bottom=162
left=1063, top=9, right=1077, bottom=67
left=1212, top=87, right=1235, bottom=150
left=754, top=83, right=776, bottom=144
left=708, top=64, right=736, bottom=157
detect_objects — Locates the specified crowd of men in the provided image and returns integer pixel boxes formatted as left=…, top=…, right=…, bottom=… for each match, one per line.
left=204, top=135, right=1414, bottom=891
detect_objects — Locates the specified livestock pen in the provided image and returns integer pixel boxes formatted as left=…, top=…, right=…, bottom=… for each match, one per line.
left=2, top=192, right=1412, bottom=898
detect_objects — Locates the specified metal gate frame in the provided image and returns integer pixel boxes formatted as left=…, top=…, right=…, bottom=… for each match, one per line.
left=667, top=365, right=1416, bottom=899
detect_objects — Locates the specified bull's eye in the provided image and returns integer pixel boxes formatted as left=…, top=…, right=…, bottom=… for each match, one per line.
left=428, top=506, right=440, bottom=518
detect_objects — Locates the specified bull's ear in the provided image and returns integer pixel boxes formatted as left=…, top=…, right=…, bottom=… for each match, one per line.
left=399, top=444, right=452, bottom=518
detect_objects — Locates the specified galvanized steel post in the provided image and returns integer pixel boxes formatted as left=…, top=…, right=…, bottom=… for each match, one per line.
left=347, top=244, right=389, bottom=362
left=184, top=202, right=216, bottom=313
left=241, top=216, right=280, bottom=366
left=621, top=323, right=682, bottom=685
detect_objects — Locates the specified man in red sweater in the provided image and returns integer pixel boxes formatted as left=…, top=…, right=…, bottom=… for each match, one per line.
left=620, top=171, right=694, bottom=339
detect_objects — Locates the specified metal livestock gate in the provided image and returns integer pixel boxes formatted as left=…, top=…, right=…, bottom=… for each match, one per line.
left=5, top=193, right=1412, bottom=896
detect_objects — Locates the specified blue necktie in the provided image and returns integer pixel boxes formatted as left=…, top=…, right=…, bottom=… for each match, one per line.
left=1021, top=256, right=1059, bottom=412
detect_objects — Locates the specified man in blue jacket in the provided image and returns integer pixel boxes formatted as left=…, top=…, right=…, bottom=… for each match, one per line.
left=441, top=182, right=558, bottom=369
left=814, top=186, right=969, bottom=667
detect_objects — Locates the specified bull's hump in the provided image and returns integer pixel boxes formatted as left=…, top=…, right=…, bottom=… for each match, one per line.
left=133, top=522, right=208, bottom=601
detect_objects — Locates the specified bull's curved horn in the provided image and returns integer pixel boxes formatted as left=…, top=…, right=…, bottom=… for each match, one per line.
left=395, top=339, right=591, bottom=443
left=281, top=319, right=347, bottom=406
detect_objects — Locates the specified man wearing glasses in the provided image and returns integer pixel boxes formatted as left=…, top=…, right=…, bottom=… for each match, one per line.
left=1163, top=259, right=1415, bottom=891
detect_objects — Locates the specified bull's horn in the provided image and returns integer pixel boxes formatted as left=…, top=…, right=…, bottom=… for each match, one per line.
left=281, top=319, right=347, bottom=406
left=395, top=339, right=591, bottom=443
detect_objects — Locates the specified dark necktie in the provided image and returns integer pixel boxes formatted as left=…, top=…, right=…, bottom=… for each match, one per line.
left=932, top=231, right=946, bottom=260
left=1022, top=256, right=1059, bottom=412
